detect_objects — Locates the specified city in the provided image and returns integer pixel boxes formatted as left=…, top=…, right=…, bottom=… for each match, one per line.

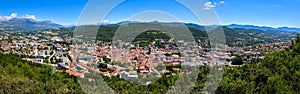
left=0, top=0, right=300, bottom=93
left=0, top=25, right=294, bottom=80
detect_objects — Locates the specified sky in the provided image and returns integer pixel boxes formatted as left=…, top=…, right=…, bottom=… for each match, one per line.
left=0, top=0, right=299, bottom=28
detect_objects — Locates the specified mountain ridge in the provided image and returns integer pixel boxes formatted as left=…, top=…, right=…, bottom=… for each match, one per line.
left=0, top=18, right=63, bottom=32
left=105, top=21, right=300, bottom=32
left=228, top=24, right=300, bottom=32
left=1, top=19, right=300, bottom=33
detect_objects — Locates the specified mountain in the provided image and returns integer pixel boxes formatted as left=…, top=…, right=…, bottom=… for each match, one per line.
left=184, top=23, right=205, bottom=31
left=107, top=21, right=206, bottom=31
left=111, top=21, right=300, bottom=33
left=0, top=18, right=63, bottom=32
left=228, top=24, right=300, bottom=32
left=277, top=27, right=300, bottom=32
left=40, top=21, right=295, bottom=47
left=228, top=24, right=274, bottom=31
left=113, top=21, right=299, bottom=32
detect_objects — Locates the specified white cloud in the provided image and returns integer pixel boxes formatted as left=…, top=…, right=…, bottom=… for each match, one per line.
left=0, top=16, right=4, bottom=21
left=76, top=20, right=109, bottom=26
left=0, top=13, right=39, bottom=21
left=203, top=1, right=225, bottom=10
left=99, top=19, right=111, bottom=25
left=22, top=14, right=36, bottom=20
left=220, top=1, right=225, bottom=4
left=100, top=20, right=109, bottom=23
left=8, top=13, right=18, bottom=19
left=0, top=13, right=18, bottom=21
left=204, top=2, right=216, bottom=10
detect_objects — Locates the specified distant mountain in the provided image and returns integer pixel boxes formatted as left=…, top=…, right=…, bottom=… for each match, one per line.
left=106, top=21, right=206, bottom=31
left=82, top=21, right=300, bottom=36
left=228, top=24, right=300, bottom=32
left=37, top=21, right=296, bottom=46
left=277, top=27, right=300, bottom=32
left=108, top=22, right=300, bottom=33
left=184, top=23, right=205, bottom=31
left=115, top=21, right=139, bottom=25
left=0, top=18, right=63, bottom=32
left=228, top=24, right=274, bottom=31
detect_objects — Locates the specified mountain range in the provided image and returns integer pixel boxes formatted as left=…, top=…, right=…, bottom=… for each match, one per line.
left=110, top=21, right=300, bottom=33
left=0, top=18, right=299, bottom=33
left=0, top=18, right=63, bottom=32
left=228, top=24, right=300, bottom=32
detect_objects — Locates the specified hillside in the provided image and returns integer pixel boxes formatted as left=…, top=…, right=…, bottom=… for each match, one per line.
left=0, top=53, right=83, bottom=93
left=215, top=34, right=300, bottom=93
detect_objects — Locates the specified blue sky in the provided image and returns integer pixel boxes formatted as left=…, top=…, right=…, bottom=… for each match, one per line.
left=0, top=0, right=299, bottom=27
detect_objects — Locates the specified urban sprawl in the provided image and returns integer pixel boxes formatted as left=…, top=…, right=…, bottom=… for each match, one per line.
left=0, top=31, right=292, bottom=82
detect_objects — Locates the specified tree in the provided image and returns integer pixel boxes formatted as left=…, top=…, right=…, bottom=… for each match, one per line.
left=296, top=33, right=300, bottom=43
left=231, top=56, right=243, bottom=65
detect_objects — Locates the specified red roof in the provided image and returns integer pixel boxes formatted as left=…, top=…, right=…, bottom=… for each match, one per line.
left=173, top=68, right=180, bottom=71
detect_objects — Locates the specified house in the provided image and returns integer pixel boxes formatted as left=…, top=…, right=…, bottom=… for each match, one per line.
left=172, top=62, right=180, bottom=65
left=101, top=72, right=110, bottom=77
left=66, top=70, right=84, bottom=78
left=111, top=72, right=119, bottom=76
left=173, top=68, right=180, bottom=72
left=163, top=70, right=170, bottom=74
left=120, top=71, right=138, bottom=79
left=57, top=63, right=70, bottom=69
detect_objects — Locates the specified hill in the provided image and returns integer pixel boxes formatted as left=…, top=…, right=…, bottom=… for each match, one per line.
left=215, top=34, right=300, bottom=93
left=0, top=53, right=83, bottom=93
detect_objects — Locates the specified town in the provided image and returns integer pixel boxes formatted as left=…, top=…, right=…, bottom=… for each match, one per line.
left=0, top=30, right=293, bottom=83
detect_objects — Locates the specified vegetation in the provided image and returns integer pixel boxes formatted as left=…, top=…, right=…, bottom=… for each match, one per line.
left=33, top=24, right=296, bottom=47
left=1, top=35, right=300, bottom=93
left=1, top=23, right=299, bottom=93
left=0, top=53, right=83, bottom=93
left=97, top=35, right=300, bottom=94
left=231, top=56, right=244, bottom=65
left=216, top=34, right=300, bottom=93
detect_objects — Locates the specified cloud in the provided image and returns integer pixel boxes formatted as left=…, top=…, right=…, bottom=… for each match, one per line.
left=22, top=14, right=36, bottom=20
left=204, top=2, right=216, bottom=10
left=0, top=13, right=38, bottom=21
left=0, top=16, right=4, bottom=21
left=100, top=20, right=109, bottom=23
left=220, top=1, right=225, bottom=4
left=203, top=1, right=225, bottom=10
left=99, top=20, right=111, bottom=25
left=0, top=13, right=18, bottom=21
left=76, top=19, right=109, bottom=26
left=8, top=13, right=18, bottom=19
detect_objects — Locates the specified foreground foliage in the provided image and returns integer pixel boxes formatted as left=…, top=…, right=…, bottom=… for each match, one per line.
left=0, top=53, right=83, bottom=93
left=215, top=34, right=300, bottom=93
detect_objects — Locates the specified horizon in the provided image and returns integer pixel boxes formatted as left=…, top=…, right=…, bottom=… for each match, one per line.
left=0, top=0, right=300, bottom=28
left=1, top=17, right=299, bottom=29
